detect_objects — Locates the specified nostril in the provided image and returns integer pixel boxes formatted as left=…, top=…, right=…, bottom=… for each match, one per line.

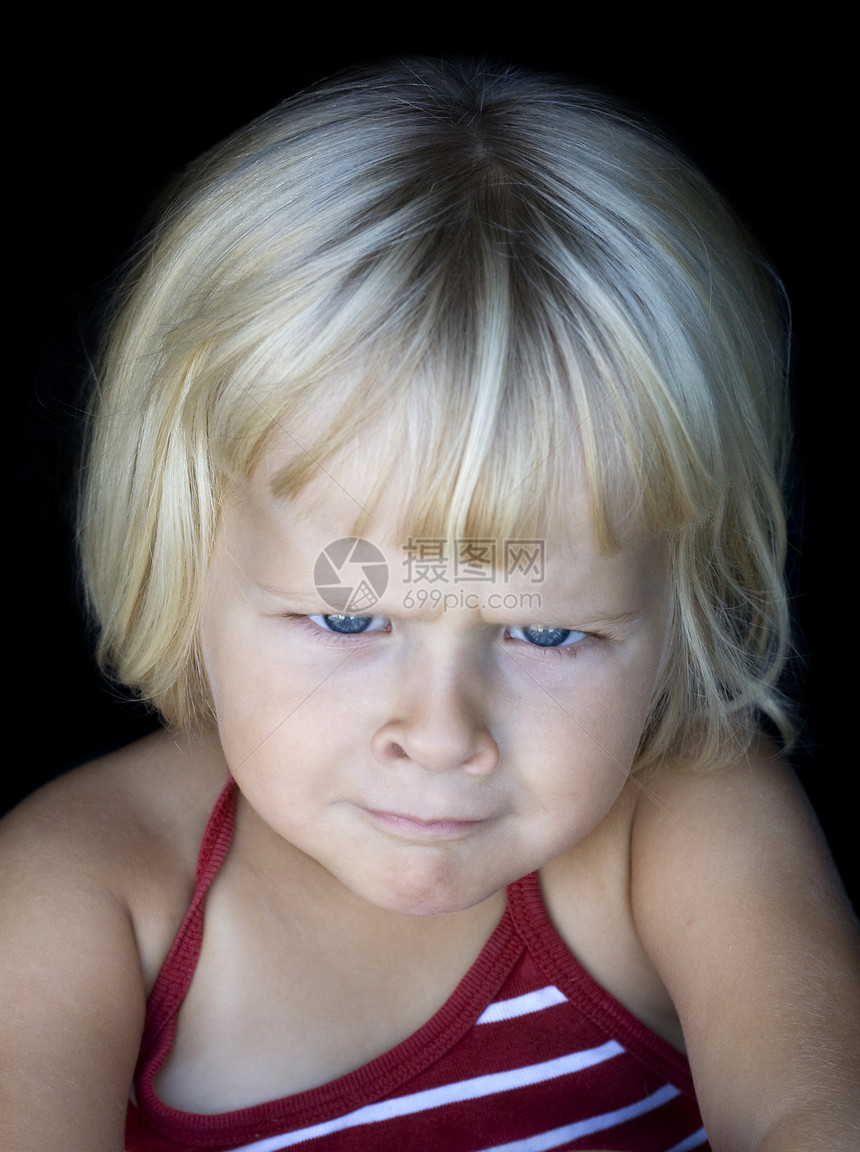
left=370, top=715, right=498, bottom=773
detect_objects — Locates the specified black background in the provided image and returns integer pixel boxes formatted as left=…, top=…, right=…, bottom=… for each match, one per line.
left=8, top=24, right=849, bottom=900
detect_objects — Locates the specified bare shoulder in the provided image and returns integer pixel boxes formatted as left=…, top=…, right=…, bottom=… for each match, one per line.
left=630, top=738, right=860, bottom=1148
left=0, top=728, right=227, bottom=1150
left=1, top=728, right=227, bottom=975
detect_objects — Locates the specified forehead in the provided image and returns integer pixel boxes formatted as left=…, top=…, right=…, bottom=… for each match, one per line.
left=225, top=429, right=664, bottom=607
left=246, top=426, right=590, bottom=543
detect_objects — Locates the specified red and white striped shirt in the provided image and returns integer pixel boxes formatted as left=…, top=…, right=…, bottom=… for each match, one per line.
left=126, top=782, right=708, bottom=1151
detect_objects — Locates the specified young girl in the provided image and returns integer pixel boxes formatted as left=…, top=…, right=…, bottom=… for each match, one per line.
left=2, top=60, right=857, bottom=1151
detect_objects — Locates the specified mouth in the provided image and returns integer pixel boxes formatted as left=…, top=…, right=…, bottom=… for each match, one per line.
left=363, top=809, right=487, bottom=840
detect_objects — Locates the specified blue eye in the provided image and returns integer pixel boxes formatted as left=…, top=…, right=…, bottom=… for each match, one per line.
left=307, top=614, right=388, bottom=635
left=508, top=626, right=586, bottom=648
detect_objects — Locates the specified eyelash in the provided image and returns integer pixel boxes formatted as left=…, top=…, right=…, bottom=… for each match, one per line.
left=298, top=615, right=590, bottom=651
left=306, top=614, right=390, bottom=636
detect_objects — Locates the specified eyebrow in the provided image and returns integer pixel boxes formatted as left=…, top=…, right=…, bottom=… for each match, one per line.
left=255, top=582, right=322, bottom=607
left=573, top=609, right=639, bottom=626
left=516, top=607, right=643, bottom=631
left=257, top=579, right=642, bottom=625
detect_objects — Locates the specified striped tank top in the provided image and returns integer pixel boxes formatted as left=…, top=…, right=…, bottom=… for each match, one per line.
left=126, top=780, right=708, bottom=1151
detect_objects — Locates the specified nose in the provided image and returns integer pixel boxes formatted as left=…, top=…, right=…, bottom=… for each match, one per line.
left=370, top=657, right=499, bottom=775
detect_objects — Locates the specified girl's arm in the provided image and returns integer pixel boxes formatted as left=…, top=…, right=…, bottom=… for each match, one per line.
left=631, top=742, right=860, bottom=1150
left=0, top=784, right=148, bottom=1151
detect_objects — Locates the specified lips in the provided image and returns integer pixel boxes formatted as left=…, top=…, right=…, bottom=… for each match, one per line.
left=364, top=808, right=486, bottom=839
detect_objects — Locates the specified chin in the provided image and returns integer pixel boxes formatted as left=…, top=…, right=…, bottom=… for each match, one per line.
left=359, top=857, right=507, bottom=919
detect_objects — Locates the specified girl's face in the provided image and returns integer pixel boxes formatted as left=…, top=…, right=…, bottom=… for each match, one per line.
left=199, top=433, right=671, bottom=917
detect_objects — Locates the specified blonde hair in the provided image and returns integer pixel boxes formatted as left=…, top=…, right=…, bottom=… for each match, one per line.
left=80, top=59, right=791, bottom=767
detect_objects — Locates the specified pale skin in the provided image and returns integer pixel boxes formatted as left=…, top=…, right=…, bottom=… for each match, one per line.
left=1, top=435, right=858, bottom=1150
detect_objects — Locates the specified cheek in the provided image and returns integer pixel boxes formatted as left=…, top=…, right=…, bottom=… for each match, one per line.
left=201, top=597, right=309, bottom=725
left=206, top=643, right=374, bottom=797
left=528, top=657, right=656, bottom=761
left=535, top=738, right=628, bottom=834
left=514, top=658, right=658, bottom=829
